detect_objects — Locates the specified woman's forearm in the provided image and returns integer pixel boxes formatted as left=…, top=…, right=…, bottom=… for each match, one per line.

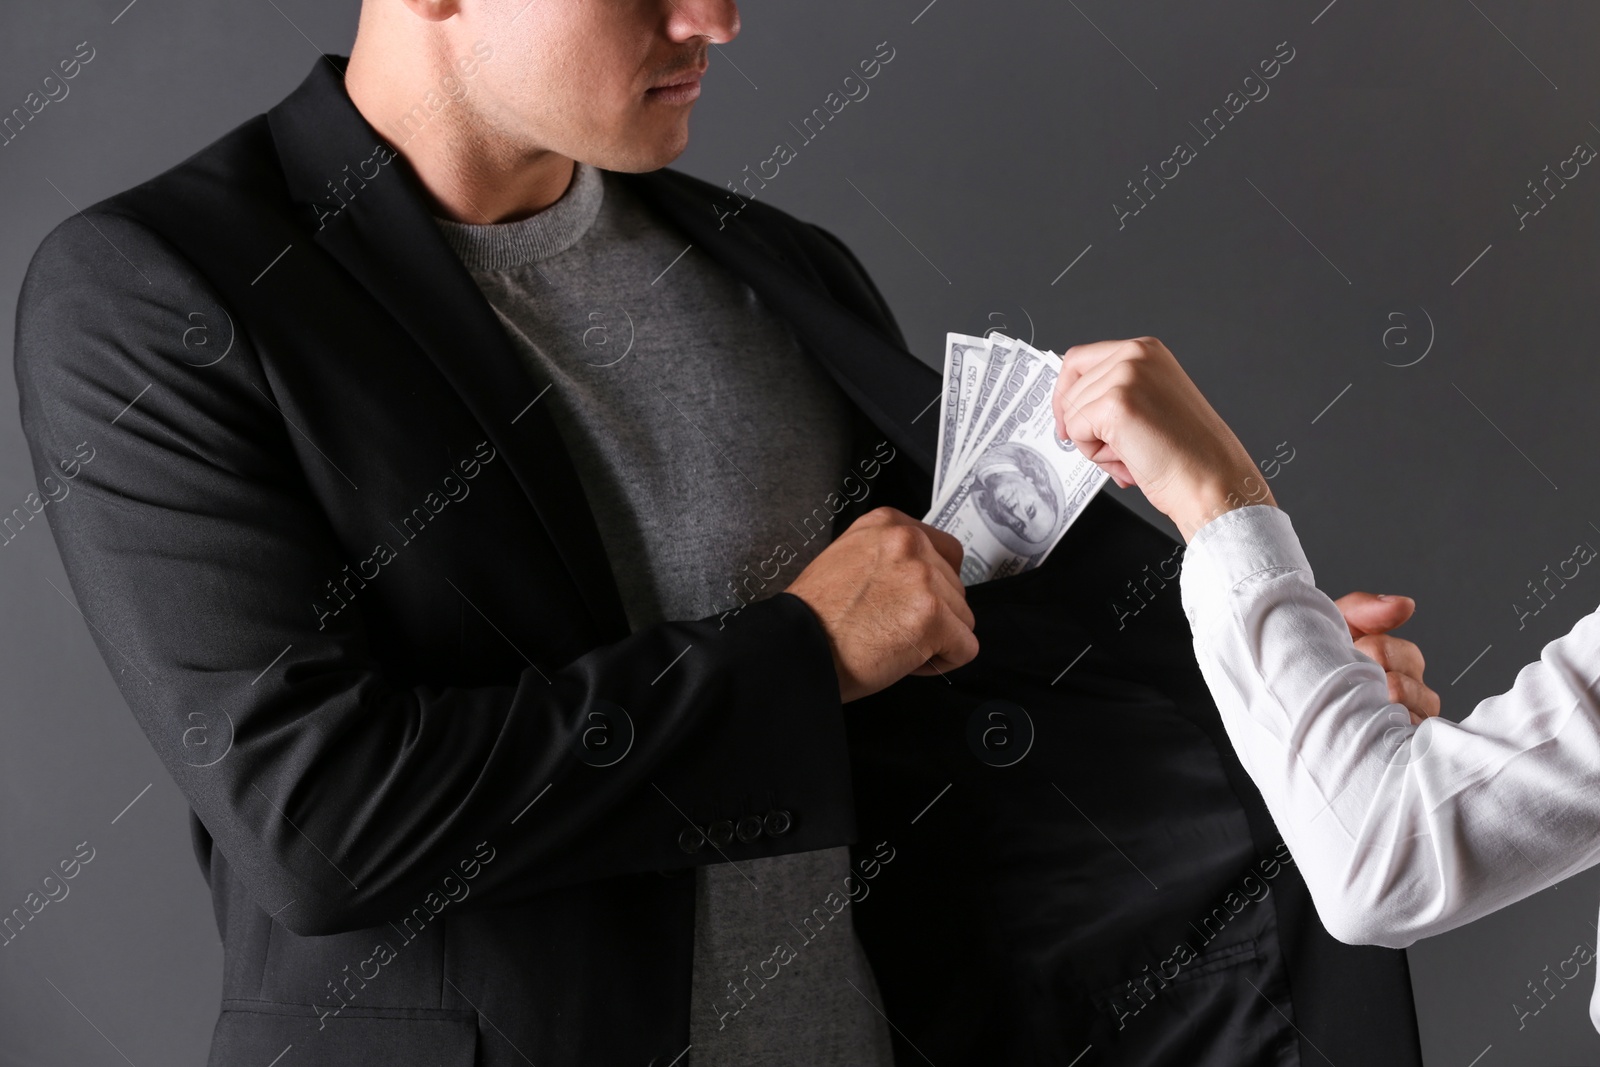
left=1181, top=504, right=1600, bottom=945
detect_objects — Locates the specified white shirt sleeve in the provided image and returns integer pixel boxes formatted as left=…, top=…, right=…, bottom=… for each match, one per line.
left=1179, top=504, right=1600, bottom=954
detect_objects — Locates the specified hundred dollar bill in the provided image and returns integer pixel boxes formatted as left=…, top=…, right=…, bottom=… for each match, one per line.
left=925, top=353, right=1110, bottom=585
left=956, top=335, right=1053, bottom=475
left=934, top=333, right=991, bottom=500
left=953, top=334, right=1014, bottom=472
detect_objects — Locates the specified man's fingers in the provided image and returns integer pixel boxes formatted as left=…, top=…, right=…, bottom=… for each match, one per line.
left=931, top=569, right=976, bottom=631
left=1334, top=591, right=1416, bottom=639
left=1354, top=633, right=1426, bottom=680
left=908, top=601, right=980, bottom=675
left=848, top=510, right=963, bottom=585
left=1387, top=670, right=1441, bottom=721
left=918, top=539, right=975, bottom=631
left=862, top=514, right=975, bottom=634
left=914, top=645, right=980, bottom=677
left=914, top=520, right=966, bottom=577
left=843, top=509, right=974, bottom=632
left=929, top=596, right=980, bottom=668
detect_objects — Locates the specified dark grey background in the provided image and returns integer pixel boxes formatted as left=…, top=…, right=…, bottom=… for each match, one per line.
left=3, top=1, right=1598, bottom=1064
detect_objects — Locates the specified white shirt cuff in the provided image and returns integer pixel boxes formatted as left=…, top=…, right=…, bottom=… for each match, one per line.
left=1179, top=504, right=1312, bottom=631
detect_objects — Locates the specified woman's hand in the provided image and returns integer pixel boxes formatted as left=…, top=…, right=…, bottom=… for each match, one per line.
left=1334, top=591, right=1442, bottom=723
left=1051, top=336, right=1274, bottom=541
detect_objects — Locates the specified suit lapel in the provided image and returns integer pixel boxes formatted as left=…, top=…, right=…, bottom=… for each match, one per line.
left=268, top=59, right=631, bottom=639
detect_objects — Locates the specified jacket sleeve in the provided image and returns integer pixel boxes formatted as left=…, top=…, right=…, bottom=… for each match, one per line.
left=14, top=211, right=854, bottom=937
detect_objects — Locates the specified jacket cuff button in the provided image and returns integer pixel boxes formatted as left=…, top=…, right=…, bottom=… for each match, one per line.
left=707, top=820, right=736, bottom=849
left=763, top=809, right=793, bottom=837
left=677, top=826, right=706, bottom=854
left=735, top=815, right=765, bottom=843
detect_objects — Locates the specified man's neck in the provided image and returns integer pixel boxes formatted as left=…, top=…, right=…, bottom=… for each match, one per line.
left=344, top=41, right=575, bottom=224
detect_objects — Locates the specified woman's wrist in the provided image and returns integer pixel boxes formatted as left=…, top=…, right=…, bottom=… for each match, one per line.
left=1169, top=462, right=1277, bottom=543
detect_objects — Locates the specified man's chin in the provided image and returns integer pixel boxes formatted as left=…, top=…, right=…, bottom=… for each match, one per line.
left=593, top=121, right=691, bottom=173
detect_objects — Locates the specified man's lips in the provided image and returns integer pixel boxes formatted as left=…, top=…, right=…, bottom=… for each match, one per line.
left=650, top=62, right=707, bottom=88
left=645, top=70, right=704, bottom=103
left=647, top=61, right=707, bottom=92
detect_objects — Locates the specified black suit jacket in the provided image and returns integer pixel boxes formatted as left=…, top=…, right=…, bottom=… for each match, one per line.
left=14, top=57, right=1424, bottom=1066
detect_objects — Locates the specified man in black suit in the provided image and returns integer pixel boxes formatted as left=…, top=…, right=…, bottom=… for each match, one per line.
left=14, top=1, right=1430, bottom=1064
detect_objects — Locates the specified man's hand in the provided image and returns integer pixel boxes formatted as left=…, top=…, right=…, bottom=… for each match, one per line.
left=1334, top=592, right=1441, bottom=723
left=787, top=507, right=979, bottom=703
left=1051, top=336, right=1274, bottom=541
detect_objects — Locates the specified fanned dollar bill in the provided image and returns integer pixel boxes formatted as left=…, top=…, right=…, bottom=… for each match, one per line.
left=934, top=333, right=991, bottom=501
left=956, top=335, right=1050, bottom=475
left=953, top=334, right=1015, bottom=472
left=925, top=333, right=1109, bottom=585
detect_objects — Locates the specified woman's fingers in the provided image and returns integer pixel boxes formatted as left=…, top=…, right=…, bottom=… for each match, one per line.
left=1388, top=670, right=1442, bottom=721
left=1355, top=633, right=1426, bottom=681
